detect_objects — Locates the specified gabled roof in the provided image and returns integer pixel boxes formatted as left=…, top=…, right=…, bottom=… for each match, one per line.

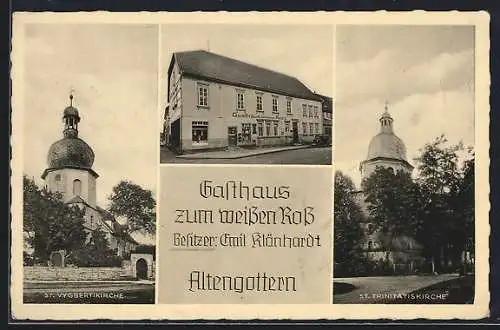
left=169, top=50, right=322, bottom=101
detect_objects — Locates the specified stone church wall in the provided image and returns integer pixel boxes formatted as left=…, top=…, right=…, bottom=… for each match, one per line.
left=24, top=266, right=129, bottom=281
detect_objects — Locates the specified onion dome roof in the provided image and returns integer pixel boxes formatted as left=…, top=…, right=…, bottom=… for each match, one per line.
left=47, top=137, right=95, bottom=169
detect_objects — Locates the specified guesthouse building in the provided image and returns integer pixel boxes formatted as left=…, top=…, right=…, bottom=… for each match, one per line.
left=164, top=50, right=325, bottom=153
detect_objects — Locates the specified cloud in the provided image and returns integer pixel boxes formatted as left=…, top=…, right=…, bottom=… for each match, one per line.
left=337, top=48, right=474, bottom=107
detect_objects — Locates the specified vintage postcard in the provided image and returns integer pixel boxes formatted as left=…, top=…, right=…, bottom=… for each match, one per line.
left=159, top=23, right=333, bottom=165
left=10, top=11, right=490, bottom=320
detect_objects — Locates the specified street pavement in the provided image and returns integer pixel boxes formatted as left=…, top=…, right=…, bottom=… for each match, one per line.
left=333, top=274, right=460, bottom=304
left=160, top=146, right=332, bottom=165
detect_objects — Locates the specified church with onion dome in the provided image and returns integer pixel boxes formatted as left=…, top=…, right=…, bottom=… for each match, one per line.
left=41, top=94, right=138, bottom=258
left=353, top=102, right=424, bottom=272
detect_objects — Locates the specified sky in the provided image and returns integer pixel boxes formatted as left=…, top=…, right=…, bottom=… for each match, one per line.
left=22, top=24, right=158, bottom=244
left=159, top=24, right=334, bottom=124
left=335, top=25, right=475, bottom=187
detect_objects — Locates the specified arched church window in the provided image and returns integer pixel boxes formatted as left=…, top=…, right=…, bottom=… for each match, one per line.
left=73, top=179, right=81, bottom=196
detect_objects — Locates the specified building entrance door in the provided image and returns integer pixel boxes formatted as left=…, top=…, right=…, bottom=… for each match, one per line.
left=228, top=126, right=237, bottom=147
left=136, top=258, right=148, bottom=279
left=292, top=122, right=299, bottom=143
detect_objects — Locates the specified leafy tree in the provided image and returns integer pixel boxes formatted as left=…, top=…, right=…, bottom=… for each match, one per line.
left=108, top=181, right=156, bottom=236
left=334, top=171, right=367, bottom=276
left=361, top=167, right=422, bottom=240
left=414, top=135, right=474, bottom=273
left=23, top=175, right=87, bottom=263
left=69, top=227, right=123, bottom=267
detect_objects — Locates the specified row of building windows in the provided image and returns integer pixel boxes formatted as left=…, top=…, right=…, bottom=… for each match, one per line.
left=302, top=122, right=320, bottom=135
left=191, top=121, right=319, bottom=144
left=197, top=83, right=317, bottom=116
left=302, top=104, right=320, bottom=118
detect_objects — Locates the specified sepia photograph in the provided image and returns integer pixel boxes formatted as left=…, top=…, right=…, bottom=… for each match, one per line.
left=21, top=24, right=158, bottom=304
left=159, top=24, right=334, bottom=165
left=10, top=11, right=489, bottom=321
left=333, top=25, right=476, bottom=304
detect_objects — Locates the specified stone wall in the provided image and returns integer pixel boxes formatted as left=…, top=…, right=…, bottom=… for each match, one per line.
left=24, top=266, right=129, bottom=281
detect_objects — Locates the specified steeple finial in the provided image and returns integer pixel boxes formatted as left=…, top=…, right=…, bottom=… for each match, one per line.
left=69, top=88, right=75, bottom=107
left=380, top=100, right=394, bottom=133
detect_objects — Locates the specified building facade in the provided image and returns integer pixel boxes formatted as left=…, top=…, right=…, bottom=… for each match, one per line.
left=41, top=95, right=138, bottom=259
left=164, top=50, right=325, bottom=153
left=354, top=104, right=423, bottom=272
left=314, top=93, right=333, bottom=139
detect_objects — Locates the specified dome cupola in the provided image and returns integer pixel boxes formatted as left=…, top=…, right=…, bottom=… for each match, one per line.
left=366, top=101, right=408, bottom=162
left=42, top=93, right=97, bottom=179
left=360, top=101, right=413, bottom=180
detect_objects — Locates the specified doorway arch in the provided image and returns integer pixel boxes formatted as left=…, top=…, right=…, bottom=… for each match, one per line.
left=136, top=258, right=148, bottom=279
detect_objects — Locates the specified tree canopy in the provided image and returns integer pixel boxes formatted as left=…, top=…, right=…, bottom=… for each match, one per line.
left=23, top=176, right=87, bottom=263
left=357, top=134, right=474, bottom=274
left=69, top=227, right=122, bottom=267
left=107, top=181, right=156, bottom=236
left=334, top=171, right=366, bottom=275
left=413, top=135, right=474, bottom=272
left=361, top=167, right=422, bottom=239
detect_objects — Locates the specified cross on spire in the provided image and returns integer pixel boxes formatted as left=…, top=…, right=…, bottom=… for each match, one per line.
left=384, top=100, right=389, bottom=112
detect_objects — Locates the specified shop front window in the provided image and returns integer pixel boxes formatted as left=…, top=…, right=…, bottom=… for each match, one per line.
left=257, top=122, right=263, bottom=137
left=302, top=123, right=307, bottom=135
left=265, top=122, right=271, bottom=136
left=273, top=122, right=278, bottom=136
left=285, top=121, right=290, bottom=133
left=252, top=123, right=257, bottom=134
left=309, top=123, right=314, bottom=135
left=192, top=121, right=208, bottom=145
left=315, top=123, right=319, bottom=134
